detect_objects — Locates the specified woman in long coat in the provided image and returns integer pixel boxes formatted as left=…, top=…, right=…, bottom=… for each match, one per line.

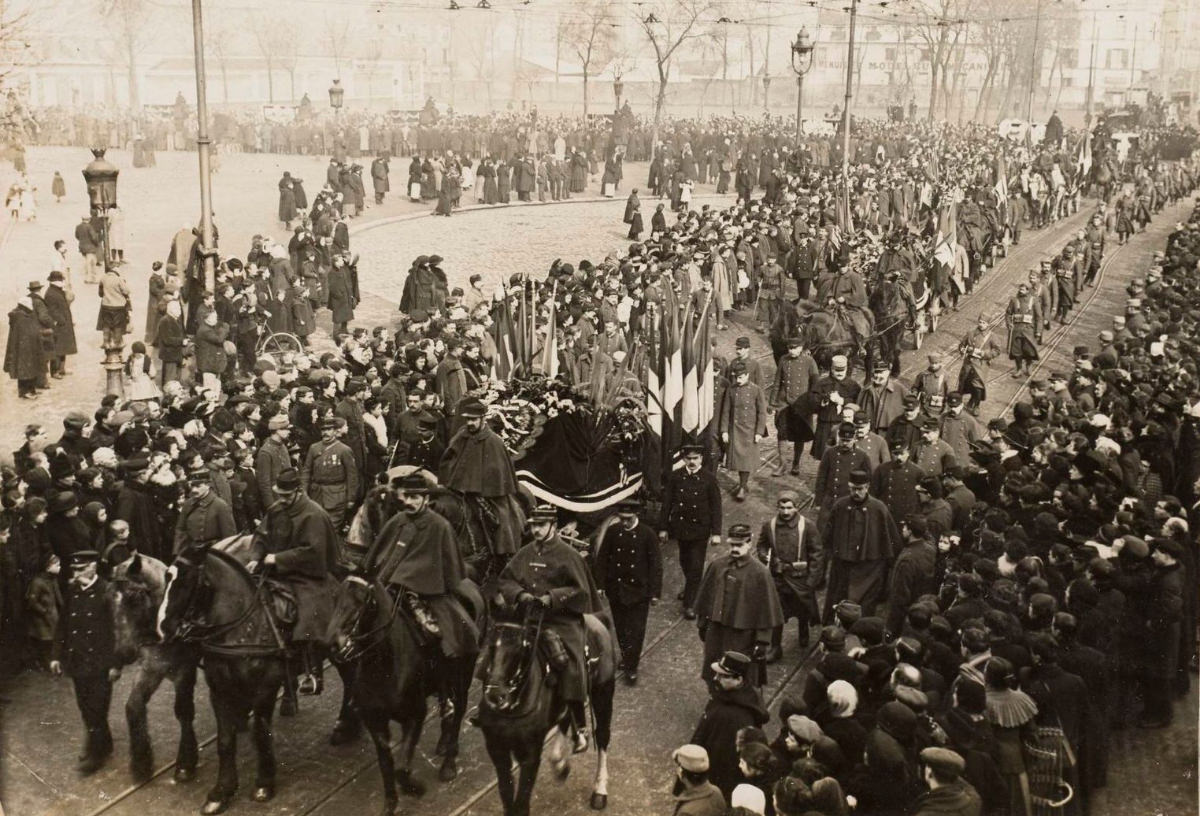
left=327, top=261, right=355, bottom=332
left=145, top=264, right=166, bottom=344
left=43, top=274, right=77, bottom=372
left=278, top=173, right=297, bottom=226
left=480, top=159, right=498, bottom=205
left=408, top=157, right=422, bottom=201
left=5, top=298, right=45, bottom=398
left=497, top=159, right=512, bottom=203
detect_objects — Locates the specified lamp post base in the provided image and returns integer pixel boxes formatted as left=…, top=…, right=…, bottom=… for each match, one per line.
left=102, top=345, right=126, bottom=400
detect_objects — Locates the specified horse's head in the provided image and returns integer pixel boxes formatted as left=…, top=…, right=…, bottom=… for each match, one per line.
left=156, top=548, right=208, bottom=642
left=328, top=574, right=377, bottom=662
left=481, top=619, right=536, bottom=713
left=109, top=553, right=167, bottom=663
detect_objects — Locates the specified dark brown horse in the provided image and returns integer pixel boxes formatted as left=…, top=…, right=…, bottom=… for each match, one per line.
left=326, top=574, right=484, bottom=815
left=156, top=538, right=358, bottom=814
left=109, top=553, right=200, bottom=783
left=477, top=604, right=617, bottom=816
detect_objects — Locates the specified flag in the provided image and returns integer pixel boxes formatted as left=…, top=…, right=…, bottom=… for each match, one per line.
left=933, top=200, right=958, bottom=268
left=679, top=298, right=698, bottom=435
left=645, top=312, right=663, bottom=440
left=661, top=287, right=684, bottom=454
left=491, top=288, right=517, bottom=380
left=1076, top=131, right=1092, bottom=177
left=693, top=294, right=715, bottom=436
left=994, top=154, right=1009, bottom=201
left=540, top=282, right=558, bottom=378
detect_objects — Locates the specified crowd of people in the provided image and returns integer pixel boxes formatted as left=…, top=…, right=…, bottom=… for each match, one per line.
left=0, top=106, right=1197, bottom=815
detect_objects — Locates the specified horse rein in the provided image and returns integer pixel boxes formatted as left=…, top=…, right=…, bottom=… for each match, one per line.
left=333, top=574, right=403, bottom=664
left=165, top=554, right=277, bottom=651
left=481, top=606, right=544, bottom=714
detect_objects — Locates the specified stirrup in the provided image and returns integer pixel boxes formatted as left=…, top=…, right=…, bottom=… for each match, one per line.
left=439, top=697, right=456, bottom=719
left=572, top=728, right=590, bottom=754
left=297, top=673, right=321, bottom=696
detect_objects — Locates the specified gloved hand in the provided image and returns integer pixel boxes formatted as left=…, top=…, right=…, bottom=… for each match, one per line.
left=516, top=591, right=537, bottom=606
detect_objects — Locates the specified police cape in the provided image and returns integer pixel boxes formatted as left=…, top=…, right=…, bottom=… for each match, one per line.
left=438, top=425, right=526, bottom=555
left=694, top=554, right=783, bottom=683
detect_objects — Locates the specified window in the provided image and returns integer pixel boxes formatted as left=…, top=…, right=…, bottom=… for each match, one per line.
left=1106, top=48, right=1128, bottom=69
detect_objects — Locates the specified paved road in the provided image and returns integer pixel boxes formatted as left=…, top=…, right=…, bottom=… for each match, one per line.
left=0, top=147, right=681, bottom=448
left=4, top=192, right=1195, bottom=816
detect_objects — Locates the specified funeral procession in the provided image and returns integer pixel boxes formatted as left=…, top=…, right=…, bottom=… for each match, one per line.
left=0, top=0, right=1198, bottom=814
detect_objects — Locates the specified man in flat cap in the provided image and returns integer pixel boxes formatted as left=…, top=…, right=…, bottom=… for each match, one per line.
left=758, top=490, right=823, bottom=659
left=911, top=747, right=981, bottom=816
left=694, top=524, right=783, bottom=687
left=821, top=469, right=902, bottom=621
left=670, top=744, right=725, bottom=816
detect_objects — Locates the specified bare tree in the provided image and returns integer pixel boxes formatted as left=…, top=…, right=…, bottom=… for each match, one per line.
left=204, top=18, right=239, bottom=104
left=0, top=0, right=38, bottom=86
left=909, top=0, right=974, bottom=120
left=100, top=0, right=150, bottom=111
left=324, top=12, right=352, bottom=80
left=558, top=0, right=617, bottom=117
left=274, top=19, right=300, bottom=102
left=638, top=0, right=717, bottom=150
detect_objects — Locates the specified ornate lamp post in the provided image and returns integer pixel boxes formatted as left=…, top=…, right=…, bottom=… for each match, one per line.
left=790, top=27, right=816, bottom=143
left=82, top=148, right=124, bottom=397
left=329, top=78, right=345, bottom=120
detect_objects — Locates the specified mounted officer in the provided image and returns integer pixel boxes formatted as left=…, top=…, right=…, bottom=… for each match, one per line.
left=496, top=504, right=604, bottom=753
left=248, top=467, right=343, bottom=696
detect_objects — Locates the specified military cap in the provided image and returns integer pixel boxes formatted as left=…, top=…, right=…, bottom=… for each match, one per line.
left=615, top=497, right=642, bottom=513
left=69, top=549, right=101, bottom=566
left=274, top=468, right=302, bottom=491
left=922, top=416, right=941, bottom=431
left=735, top=336, right=751, bottom=349
left=681, top=443, right=705, bottom=457
left=830, top=354, right=849, bottom=371
left=711, top=650, right=751, bottom=678
left=902, top=393, right=920, bottom=408
left=849, top=469, right=870, bottom=486
left=528, top=504, right=558, bottom=523
left=727, top=523, right=752, bottom=541
left=820, top=625, right=846, bottom=649
left=786, top=336, right=804, bottom=348
left=839, top=421, right=857, bottom=438
left=458, top=397, right=488, bottom=418
left=834, top=601, right=862, bottom=625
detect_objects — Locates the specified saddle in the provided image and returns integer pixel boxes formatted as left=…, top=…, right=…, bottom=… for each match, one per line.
left=263, top=578, right=299, bottom=632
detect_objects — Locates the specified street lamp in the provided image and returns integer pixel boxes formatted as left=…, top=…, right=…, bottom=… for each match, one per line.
left=82, top=147, right=124, bottom=396
left=613, top=74, right=624, bottom=112
left=329, top=78, right=345, bottom=117
left=790, top=27, right=816, bottom=143
left=82, top=148, right=118, bottom=263
left=762, top=75, right=772, bottom=111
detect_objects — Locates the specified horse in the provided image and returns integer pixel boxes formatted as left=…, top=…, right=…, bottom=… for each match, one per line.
left=348, top=466, right=531, bottom=583
left=867, top=276, right=914, bottom=376
left=796, top=299, right=874, bottom=370
left=108, top=552, right=201, bottom=784
left=477, top=604, right=617, bottom=816
left=156, top=536, right=359, bottom=814
left=326, top=574, right=485, bottom=815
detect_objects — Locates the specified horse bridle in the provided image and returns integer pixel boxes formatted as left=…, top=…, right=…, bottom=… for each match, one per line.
left=481, top=607, right=543, bottom=713
left=333, top=574, right=402, bottom=664
left=163, top=552, right=265, bottom=646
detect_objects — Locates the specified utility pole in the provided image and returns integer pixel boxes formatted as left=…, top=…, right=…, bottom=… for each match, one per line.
left=190, top=0, right=216, bottom=292
left=1026, top=0, right=1044, bottom=128
left=842, top=0, right=858, bottom=214
left=1085, top=11, right=1098, bottom=126
left=1129, top=23, right=1138, bottom=89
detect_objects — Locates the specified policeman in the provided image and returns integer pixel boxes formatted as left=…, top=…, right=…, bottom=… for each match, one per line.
left=592, top=497, right=662, bottom=685
left=815, top=422, right=872, bottom=533
left=301, top=416, right=360, bottom=527
left=51, top=550, right=121, bottom=774
left=661, top=443, right=723, bottom=619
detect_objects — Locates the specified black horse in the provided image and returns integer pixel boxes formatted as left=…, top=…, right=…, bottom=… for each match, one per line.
left=109, top=552, right=200, bottom=783
left=477, top=605, right=617, bottom=816
left=327, top=574, right=484, bottom=815
left=157, top=537, right=359, bottom=814
left=867, top=276, right=914, bottom=376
